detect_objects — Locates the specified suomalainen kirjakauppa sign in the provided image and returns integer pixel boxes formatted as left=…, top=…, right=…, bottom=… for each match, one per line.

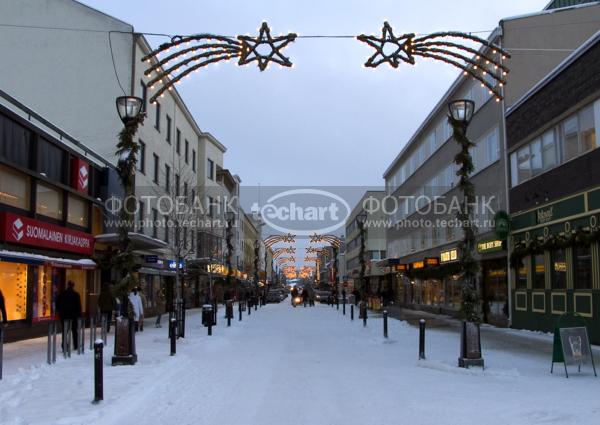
left=253, top=189, right=351, bottom=236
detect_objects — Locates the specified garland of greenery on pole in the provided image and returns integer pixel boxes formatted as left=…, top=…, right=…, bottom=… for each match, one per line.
left=450, top=116, right=480, bottom=323
left=113, top=115, right=145, bottom=312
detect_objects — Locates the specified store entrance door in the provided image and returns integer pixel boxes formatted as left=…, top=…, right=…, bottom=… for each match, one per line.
left=481, top=258, right=508, bottom=327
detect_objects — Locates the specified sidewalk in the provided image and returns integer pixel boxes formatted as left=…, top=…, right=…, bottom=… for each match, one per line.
left=382, top=305, right=600, bottom=361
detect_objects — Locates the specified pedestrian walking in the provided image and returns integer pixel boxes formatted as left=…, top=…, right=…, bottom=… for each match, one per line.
left=0, top=288, right=8, bottom=325
left=97, top=282, right=115, bottom=332
left=128, top=288, right=144, bottom=332
left=155, top=287, right=166, bottom=328
left=56, top=281, right=82, bottom=349
left=138, top=287, right=147, bottom=331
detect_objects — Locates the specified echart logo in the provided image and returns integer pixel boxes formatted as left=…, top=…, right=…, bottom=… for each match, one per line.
left=12, top=218, right=24, bottom=241
left=255, top=189, right=351, bottom=235
left=78, top=165, right=89, bottom=189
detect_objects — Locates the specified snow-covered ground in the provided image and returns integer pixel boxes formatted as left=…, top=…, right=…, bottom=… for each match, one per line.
left=1, top=303, right=599, bottom=425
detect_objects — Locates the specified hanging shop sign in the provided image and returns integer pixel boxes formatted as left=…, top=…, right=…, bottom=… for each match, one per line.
left=0, top=212, right=94, bottom=255
left=394, top=264, right=409, bottom=272
left=411, top=260, right=424, bottom=270
left=494, top=210, right=510, bottom=240
left=70, top=157, right=89, bottom=194
left=425, top=257, right=440, bottom=267
left=440, top=248, right=459, bottom=264
left=477, top=239, right=504, bottom=254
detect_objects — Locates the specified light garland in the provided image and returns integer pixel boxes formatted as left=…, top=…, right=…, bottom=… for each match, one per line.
left=272, top=246, right=296, bottom=259
left=264, top=233, right=296, bottom=248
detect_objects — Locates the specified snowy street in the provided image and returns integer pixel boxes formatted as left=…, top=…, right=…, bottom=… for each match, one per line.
left=1, top=303, right=599, bottom=425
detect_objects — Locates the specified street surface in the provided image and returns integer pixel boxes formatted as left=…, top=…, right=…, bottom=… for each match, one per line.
left=1, top=303, right=599, bottom=425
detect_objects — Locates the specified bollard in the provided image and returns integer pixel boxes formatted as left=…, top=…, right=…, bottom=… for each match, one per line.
left=337, top=297, right=339, bottom=310
left=101, top=314, right=108, bottom=346
left=239, top=302, right=243, bottom=322
left=52, top=320, right=57, bottom=363
left=383, top=310, right=388, bottom=339
left=47, top=321, right=57, bottom=365
left=254, top=301, right=257, bottom=311
left=226, top=301, right=232, bottom=327
left=0, top=325, right=4, bottom=380
left=419, top=319, right=426, bottom=360
left=170, top=319, right=177, bottom=356
left=89, top=316, right=95, bottom=351
left=343, top=298, right=346, bottom=315
left=362, top=303, right=368, bottom=327
left=79, top=317, right=85, bottom=355
left=248, top=302, right=251, bottom=316
left=350, top=304, right=354, bottom=321
left=212, top=301, right=217, bottom=327
left=64, top=319, right=72, bottom=358
left=92, top=339, right=103, bottom=404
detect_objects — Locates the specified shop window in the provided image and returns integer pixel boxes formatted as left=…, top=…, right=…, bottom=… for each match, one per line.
left=516, top=262, right=528, bottom=290
left=67, top=194, right=89, bottom=227
left=92, top=205, right=103, bottom=235
left=33, top=265, right=52, bottom=321
left=37, top=138, right=65, bottom=183
left=0, top=164, right=30, bottom=210
left=574, top=244, right=592, bottom=290
left=36, top=183, right=63, bottom=220
left=0, top=262, right=28, bottom=321
left=532, top=254, right=545, bottom=289
left=551, top=249, right=567, bottom=289
left=66, top=269, right=87, bottom=313
left=0, top=114, right=32, bottom=168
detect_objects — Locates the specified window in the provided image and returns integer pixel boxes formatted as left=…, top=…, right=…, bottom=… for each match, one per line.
left=166, top=115, right=171, bottom=143
left=579, top=105, right=596, bottom=153
left=183, top=182, right=188, bottom=199
left=530, top=138, right=542, bottom=176
left=574, top=244, right=592, bottom=289
left=152, top=208, right=158, bottom=238
left=164, top=216, right=170, bottom=243
left=0, top=165, right=30, bottom=210
left=563, top=115, right=579, bottom=161
left=140, top=80, right=147, bottom=112
left=516, top=145, right=531, bottom=184
left=516, top=262, right=528, bottom=290
left=67, top=195, right=89, bottom=227
left=175, top=173, right=180, bottom=197
left=207, top=159, right=214, bottom=180
left=138, top=140, right=146, bottom=174
left=155, top=102, right=161, bottom=131
left=165, top=164, right=171, bottom=193
left=185, top=140, right=189, bottom=163
left=532, top=254, right=545, bottom=290
left=36, top=183, right=63, bottom=220
left=551, top=249, right=567, bottom=289
left=191, top=188, right=196, bottom=204
left=176, top=129, right=181, bottom=153
left=138, top=200, right=145, bottom=234
left=541, top=130, right=557, bottom=171
left=38, top=138, right=65, bottom=183
left=0, top=114, right=32, bottom=168
left=192, top=150, right=196, bottom=172
left=153, top=154, right=159, bottom=184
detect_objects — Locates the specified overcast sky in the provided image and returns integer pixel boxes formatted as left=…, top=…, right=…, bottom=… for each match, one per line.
left=81, top=0, right=548, bottom=189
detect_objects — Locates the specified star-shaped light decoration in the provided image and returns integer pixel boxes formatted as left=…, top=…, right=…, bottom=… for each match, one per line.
left=357, top=22, right=415, bottom=68
left=238, top=22, right=297, bottom=71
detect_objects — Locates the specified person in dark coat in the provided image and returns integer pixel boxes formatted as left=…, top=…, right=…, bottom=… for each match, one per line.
left=97, top=282, right=115, bottom=332
left=301, top=288, right=309, bottom=307
left=56, top=281, right=82, bottom=350
left=0, top=288, right=8, bottom=325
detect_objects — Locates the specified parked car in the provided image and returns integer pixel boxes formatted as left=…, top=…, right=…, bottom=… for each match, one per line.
left=314, top=290, right=332, bottom=304
left=266, top=290, right=283, bottom=303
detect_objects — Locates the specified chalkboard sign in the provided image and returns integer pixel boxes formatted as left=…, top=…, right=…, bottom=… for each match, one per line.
left=554, top=326, right=597, bottom=378
left=465, top=322, right=481, bottom=359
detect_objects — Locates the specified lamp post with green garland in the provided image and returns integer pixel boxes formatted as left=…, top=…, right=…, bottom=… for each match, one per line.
left=112, top=96, right=145, bottom=366
left=448, top=99, right=484, bottom=368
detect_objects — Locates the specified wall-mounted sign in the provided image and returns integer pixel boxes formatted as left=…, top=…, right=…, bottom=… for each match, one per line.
left=477, top=239, right=504, bottom=254
left=494, top=210, right=510, bottom=240
left=168, top=260, right=185, bottom=270
left=145, top=255, right=158, bottom=263
left=394, top=264, right=408, bottom=272
left=440, top=249, right=458, bottom=263
left=425, top=257, right=439, bottom=267
left=411, top=260, right=424, bottom=270
left=536, top=206, right=554, bottom=225
left=0, top=212, right=94, bottom=255
left=71, top=157, right=89, bottom=194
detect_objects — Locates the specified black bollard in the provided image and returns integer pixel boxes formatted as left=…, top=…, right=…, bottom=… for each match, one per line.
left=336, top=297, right=339, bottom=310
left=0, top=325, right=3, bottom=380
left=343, top=298, right=346, bottom=315
left=383, top=310, right=388, bottom=338
left=47, top=321, right=57, bottom=365
left=248, top=302, right=251, bottom=316
left=254, top=301, right=257, bottom=311
left=239, top=302, right=243, bottom=322
left=419, top=319, right=426, bottom=360
left=170, top=319, right=176, bottom=356
left=92, top=340, right=103, bottom=404
left=350, top=304, right=354, bottom=321
left=362, top=303, right=368, bottom=327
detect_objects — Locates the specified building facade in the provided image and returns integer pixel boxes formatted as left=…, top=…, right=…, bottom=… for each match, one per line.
left=506, top=31, right=600, bottom=343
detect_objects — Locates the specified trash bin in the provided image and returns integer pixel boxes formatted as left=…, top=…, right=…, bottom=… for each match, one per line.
left=202, top=304, right=214, bottom=327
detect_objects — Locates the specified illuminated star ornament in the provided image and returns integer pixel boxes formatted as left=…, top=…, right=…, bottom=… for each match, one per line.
left=357, top=22, right=415, bottom=67
left=358, top=22, right=511, bottom=99
left=238, top=22, right=297, bottom=71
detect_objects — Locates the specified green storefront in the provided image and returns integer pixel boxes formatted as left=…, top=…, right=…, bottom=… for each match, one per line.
left=510, top=187, right=600, bottom=344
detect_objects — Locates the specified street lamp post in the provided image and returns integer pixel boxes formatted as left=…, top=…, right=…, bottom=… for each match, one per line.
left=448, top=99, right=484, bottom=368
left=225, top=212, right=235, bottom=296
left=112, top=96, right=144, bottom=366
left=357, top=211, right=368, bottom=303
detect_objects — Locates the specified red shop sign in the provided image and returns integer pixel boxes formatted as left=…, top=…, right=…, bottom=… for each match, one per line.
left=71, top=157, right=89, bottom=194
left=0, top=212, right=94, bottom=256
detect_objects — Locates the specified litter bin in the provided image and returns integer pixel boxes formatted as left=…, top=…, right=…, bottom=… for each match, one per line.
left=202, top=304, right=214, bottom=327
